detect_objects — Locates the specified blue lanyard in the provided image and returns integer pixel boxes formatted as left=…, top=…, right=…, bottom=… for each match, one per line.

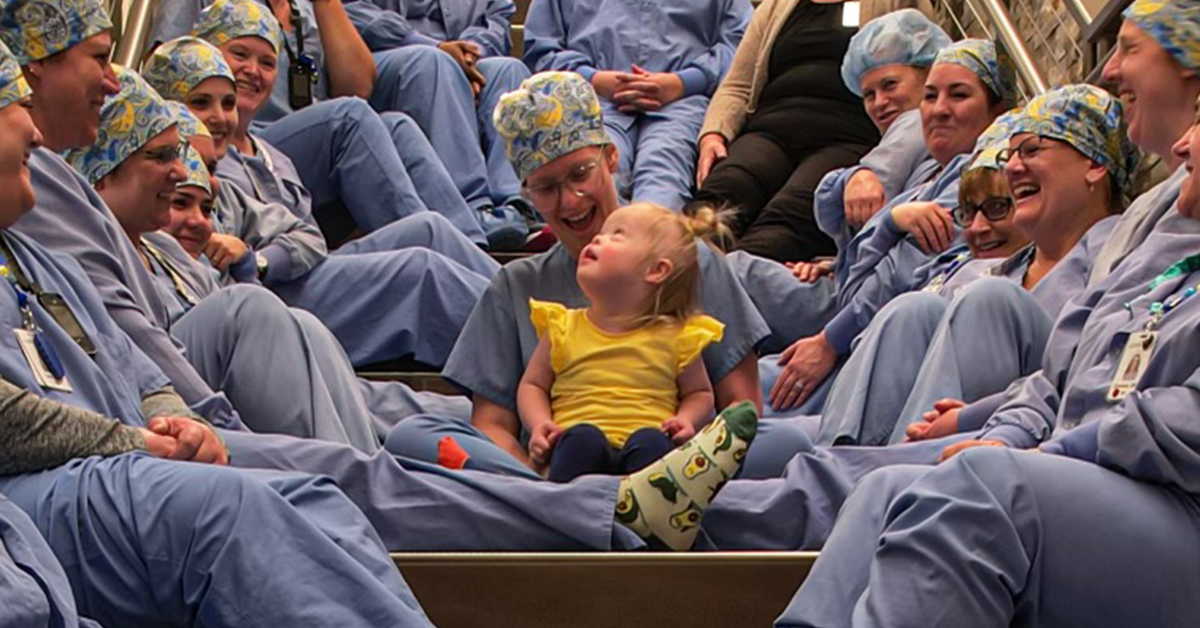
left=0, top=247, right=66, bottom=380
left=1126, top=254, right=1200, bottom=332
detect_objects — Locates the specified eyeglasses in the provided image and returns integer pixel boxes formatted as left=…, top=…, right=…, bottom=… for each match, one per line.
left=143, top=139, right=189, bottom=166
left=997, top=135, right=1055, bottom=165
left=954, top=196, right=1013, bottom=227
left=521, top=154, right=605, bottom=207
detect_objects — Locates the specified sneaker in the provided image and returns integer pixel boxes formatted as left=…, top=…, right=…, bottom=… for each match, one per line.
left=476, top=205, right=529, bottom=252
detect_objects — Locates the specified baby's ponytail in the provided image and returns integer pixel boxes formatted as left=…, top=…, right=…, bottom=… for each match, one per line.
left=682, top=202, right=737, bottom=252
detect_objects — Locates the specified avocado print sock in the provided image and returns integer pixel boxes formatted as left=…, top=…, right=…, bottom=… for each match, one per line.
left=615, top=401, right=758, bottom=550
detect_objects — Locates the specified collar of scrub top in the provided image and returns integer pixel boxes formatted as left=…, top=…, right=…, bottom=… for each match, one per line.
left=193, top=0, right=284, bottom=55
left=140, top=236, right=202, bottom=308
left=932, top=39, right=1018, bottom=109
left=64, top=66, right=178, bottom=185
left=0, top=0, right=112, bottom=65
left=1005, top=84, right=1139, bottom=194
left=142, top=36, right=236, bottom=102
left=1124, top=0, right=1200, bottom=72
left=839, top=8, right=952, bottom=96
left=494, top=71, right=613, bottom=182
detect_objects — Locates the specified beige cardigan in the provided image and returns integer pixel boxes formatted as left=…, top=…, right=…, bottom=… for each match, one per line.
left=699, top=0, right=806, bottom=141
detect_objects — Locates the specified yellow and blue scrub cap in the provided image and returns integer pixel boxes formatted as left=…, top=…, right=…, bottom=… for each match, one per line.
left=1009, top=83, right=1139, bottom=192
left=965, top=109, right=1020, bottom=171
left=166, top=100, right=211, bottom=139
left=178, top=144, right=212, bottom=195
left=194, top=0, right=283, bottom=56
left=840, top=9, right=951, bottom=97
left=0, top=40, right=30, bottom=109
left=494, top=71, right=611, bottom=182
left=1125, top=0, right=1200, bottom=71
left=0, top=0, right=111, bottom=65
left=142, top=36, right=236, bottom=102
left=933, top=39, right=1018, bottom=108
left=65, top=65, right=177, bottom=184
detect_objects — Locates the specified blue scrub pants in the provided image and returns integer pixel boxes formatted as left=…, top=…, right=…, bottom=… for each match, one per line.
left=0, top=494, right=100, bottom=628
left=271, top=247, right=490, bottom=367
left=171, top=284, right=380, bottom=452
left=776, top=447, right=1200, bottom=628
left=220, top=429, right=645, bottom=551
left=603, top=95, right=708, bottom=210
left=818, top=280, right=1053, bottom=447
left=369, top=47, right=529, bottom=209
left=696, top=431, right=978, bottom=550
left=258, top=96, right=486, bottom=244
left=336, top=211, right=501, bottom=278
left=0, top=453, right=434, bottom=628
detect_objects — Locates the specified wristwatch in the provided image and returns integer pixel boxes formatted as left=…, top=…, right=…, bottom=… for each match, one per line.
left=255, top=252, right=270, bottom=281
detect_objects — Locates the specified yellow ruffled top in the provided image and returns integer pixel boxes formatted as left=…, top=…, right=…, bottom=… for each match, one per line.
left=528, top=299, right=724, bottom=447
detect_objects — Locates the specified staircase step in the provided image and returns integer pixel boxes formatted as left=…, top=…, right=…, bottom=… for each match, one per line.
left=392, top=551, right=817, bottom=628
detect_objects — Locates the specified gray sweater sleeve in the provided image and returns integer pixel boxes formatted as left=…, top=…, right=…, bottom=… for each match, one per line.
left=0, top=379, right=145, bottom=475
left=140, top=385, right=203, bottom=421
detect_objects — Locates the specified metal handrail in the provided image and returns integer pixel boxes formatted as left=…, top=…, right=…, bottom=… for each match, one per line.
left=1062, top=0, right=1093, bottom=28
left=112, top=0, right=157, bottom=68
left=937, top=0, right=1049, bottom=98
left=973, top=0, right=1049, bottom=95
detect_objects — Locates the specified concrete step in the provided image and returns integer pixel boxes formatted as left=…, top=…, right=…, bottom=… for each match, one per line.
left=393, top=551, right=817, bottom=628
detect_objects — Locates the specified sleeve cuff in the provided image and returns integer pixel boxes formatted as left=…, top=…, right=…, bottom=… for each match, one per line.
left=403, top=31, right=442, bottom=47
left=228, top=249, right=257, bottom=283
left=1040, top=421, right=1100, bottom=461
left=677, top=68, right=710, bottom=98
left=957, top=393, right=1007, bottom=432
left=823, top=310, right=859, bottom=356
left=576, top=66, right=598, bottom=83
left=979, top=424, right=1039, bottom=450
left=882, top=210, right=904, bottom=236
left=259, top=244, right=293, bottom=285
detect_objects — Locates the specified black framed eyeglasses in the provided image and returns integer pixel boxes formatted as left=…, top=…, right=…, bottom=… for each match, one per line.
left=954, top=196, right=1013, bottom=227
left=996, top=135, right=1052, bottom=166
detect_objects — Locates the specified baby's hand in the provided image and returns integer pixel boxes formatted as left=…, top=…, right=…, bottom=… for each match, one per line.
left=528, top=422, right=562, bottom=467
left=662, top=417, right=695, bottom=445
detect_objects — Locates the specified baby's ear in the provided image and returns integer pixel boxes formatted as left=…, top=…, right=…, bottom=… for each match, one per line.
left=644, top=257, right=674, bottom=285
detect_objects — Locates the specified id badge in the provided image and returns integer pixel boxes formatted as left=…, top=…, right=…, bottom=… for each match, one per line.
left=1108, top=331, right=1157, bottom=402
left=14, top=328, right=72, bottom=392
left=288, top=65, right=314, bottom=110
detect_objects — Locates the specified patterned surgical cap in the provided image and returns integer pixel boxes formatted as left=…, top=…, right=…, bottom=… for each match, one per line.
left=179, top=144, right=212, bottom=195
left=65, top=66, right=177, bottom=184
left=0, top=0, right=111, bottom=65
left=0, top=40, right=29, bottom=109
left=933, top=39, right=1018, bottom=108
left=194, top=0, right=283, bottom=55
left=1125, top=0, right=1200, bottom=71
left=1009, top=83, right=1139, bottom=193
left=143, top=36, right=235, bottom=102
left=494, top=71, right=610, bottom=182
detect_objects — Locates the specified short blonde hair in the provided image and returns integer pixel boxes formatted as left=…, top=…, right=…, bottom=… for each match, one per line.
left=623, top=202, right=732, bottom=327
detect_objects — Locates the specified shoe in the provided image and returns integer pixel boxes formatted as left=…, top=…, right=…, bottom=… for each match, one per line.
left=522, top=226, right=557, bottom=252
left=476, top=205, right=529, bottom=252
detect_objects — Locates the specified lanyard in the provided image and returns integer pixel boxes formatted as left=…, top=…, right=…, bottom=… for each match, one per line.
left=923, top=252, right=972, bottom=293
left=141, top=239, right=201, bottom=309
left=1126, top=253, right=1200, bottom=332
left=0, top=237, right=66, bottom=379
